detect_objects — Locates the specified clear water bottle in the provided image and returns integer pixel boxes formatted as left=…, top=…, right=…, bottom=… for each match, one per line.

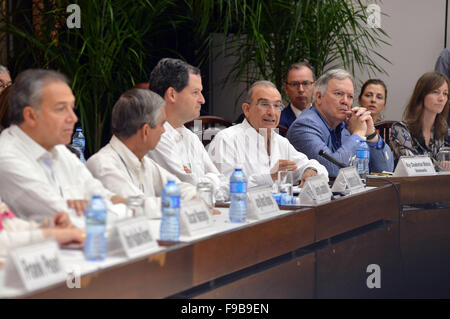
left=229, top=168, right=247, bottom=223
left=160, top=180, right=181, bottom=242
left=356, top=138, right=370, bottom=184
left=72, top=127, right=86, bottom=163
left=84, top=195, right=107, bottom=261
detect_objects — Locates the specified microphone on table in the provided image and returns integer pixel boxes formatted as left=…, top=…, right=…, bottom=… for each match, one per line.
left=318, top=150, right=347, bottom=169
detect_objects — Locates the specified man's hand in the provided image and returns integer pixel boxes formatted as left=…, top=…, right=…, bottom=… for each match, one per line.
left=44, top=228, right=86, bottom=246
left=183, top=165, right=192, bottom=174
left=53, top=212, right=72, bottom=228
left=346, top=107, right=371, bottom=138
left=270, top=160, right=297, bottom=181
left=67, top=199, right=88, bottom=216
left=439, top=160, right=450, bottom=171
left=364, top=115, right=379, bottom=143
left=111, top=195, right=127, bottom=205
left=299, top=168, right=318, bottom=187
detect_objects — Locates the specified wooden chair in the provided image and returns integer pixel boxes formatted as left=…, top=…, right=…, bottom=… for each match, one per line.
left=185, top=116, right=232, bottom=146
left=375, top=120, right=396, bottom=142
left=132, top=82, right=149, bottom=90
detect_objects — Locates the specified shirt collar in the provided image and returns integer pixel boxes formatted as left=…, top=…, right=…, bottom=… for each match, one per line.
left=241, top=118, right=278, bottom=138
left=9, top=125, right=59, bottom=162
left=109, top=135, right=144, bottom=171
left=289, top=103, right=302, bottom=118
left=163, top=121, right=183, bottom=142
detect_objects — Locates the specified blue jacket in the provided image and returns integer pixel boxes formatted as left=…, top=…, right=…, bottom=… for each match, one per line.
left=286, top=106, right=394, bottom=177
left=279, top=104, right=297, bottom=129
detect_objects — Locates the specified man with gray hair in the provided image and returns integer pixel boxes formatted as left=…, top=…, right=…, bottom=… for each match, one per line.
left=0, top=69, right=125, bottom=225
left=87, top=88, right=197, bottom=218
left=286, top=68, right=394, bottom=177
left=208, top=80, right=328, bottom=188
left=147, top=58, right=229, bottom=201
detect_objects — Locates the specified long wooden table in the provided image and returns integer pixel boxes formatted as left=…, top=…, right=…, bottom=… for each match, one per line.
left=19, top=175, right=450, bottom=298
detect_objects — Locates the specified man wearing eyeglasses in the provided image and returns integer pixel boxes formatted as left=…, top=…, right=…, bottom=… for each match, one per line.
left=286, top=69, right=394, bottom=177
left=280, top=62, right=315, bottom=129
left=208, top=80, right=328, bottom=188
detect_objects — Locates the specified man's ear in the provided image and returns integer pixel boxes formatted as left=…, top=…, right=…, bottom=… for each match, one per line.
left=22, top=106, right=38, bottom=127
left=165, top=87, right=176, bottom=104
left=242, top=102, right=250, bottom=116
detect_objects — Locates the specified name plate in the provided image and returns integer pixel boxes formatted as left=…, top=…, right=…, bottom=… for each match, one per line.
left=116, top=217, right=157, bottom=258
left=6, top=240, right=65, bottom=292
left=180, top=199, right=212, bottom=236
left=394, top=156, right=436, bottom=177
left=331, top=166, right=365, bottom=194
left=299, top=175, right=332, bottom=206
left=247, top=186, right=280, bottom=220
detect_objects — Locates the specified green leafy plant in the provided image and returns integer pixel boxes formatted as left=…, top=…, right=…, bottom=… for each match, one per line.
left=196, top=0, right=391, bottom=97
left=0, top=0, right=176, bottom=155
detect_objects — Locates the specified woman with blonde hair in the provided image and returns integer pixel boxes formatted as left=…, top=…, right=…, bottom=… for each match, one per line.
left=390, top=72, right=450, bottom=169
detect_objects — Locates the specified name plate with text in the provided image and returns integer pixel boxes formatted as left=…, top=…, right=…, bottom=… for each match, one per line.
left=299, top=175, right=332, bottom=206
left=116, top=217, right=157, bottom=258
left=180, top=199, right=212, bottom=236
left=6, top=240, right=65, bottom=292
left=331, top=166, right=365, bottom=194
left=394, top=156, right=436, bottom=177
left=247, top=187, right=280, bottom=220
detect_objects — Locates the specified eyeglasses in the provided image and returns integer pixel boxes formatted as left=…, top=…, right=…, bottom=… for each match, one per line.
left=0, top=81, right=12, bottom=89
left=286, top=81, right=314, bottom=89
left=253, top=102, right=284, bottom=111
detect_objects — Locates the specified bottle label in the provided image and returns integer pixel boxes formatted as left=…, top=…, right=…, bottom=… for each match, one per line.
left=356, top=149, right=369, bottom=159
left=162, top=195, right=180, bottom=209
left=230, top=181, right=247, bottom=193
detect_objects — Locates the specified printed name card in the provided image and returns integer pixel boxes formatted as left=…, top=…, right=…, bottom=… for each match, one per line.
left=116, top=217, right=157, bottom=258
left=6, top=240, right=66, bottom=292
left=299, top=175, right=332, bottom=206
left=394, top=156, right=436, bottom=177
left=247, top=186, right=280, bottom=220
left=180, top=199, right=212, bottom=236
left=331, top=166, right=365, bottom=194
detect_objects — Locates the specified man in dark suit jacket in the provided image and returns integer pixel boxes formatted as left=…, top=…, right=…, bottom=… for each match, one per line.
left=280, top=62, right=315, bottom=128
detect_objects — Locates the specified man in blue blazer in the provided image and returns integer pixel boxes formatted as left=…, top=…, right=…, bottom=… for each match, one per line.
left=286, top=69, right=394, bottom=177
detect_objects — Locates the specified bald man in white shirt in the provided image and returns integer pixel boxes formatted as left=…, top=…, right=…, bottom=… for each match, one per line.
left=208, top=80, right=328, bottom=188
left=87, top=88, right=197, bottom=219
left=147, top=58, right=229, bottom=201
left=0, top=69, right=125, bottom=225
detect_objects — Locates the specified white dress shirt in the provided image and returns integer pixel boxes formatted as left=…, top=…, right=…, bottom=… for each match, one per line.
left=208, top=119, right=328, bottom=188
left=87, top=135, right=197, bottom=219
left=0, top=125, right=114, bottom=224
left=147, top=122, right=228, bottom=200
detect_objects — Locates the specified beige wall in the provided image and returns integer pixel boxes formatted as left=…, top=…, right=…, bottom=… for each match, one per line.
left=210, top=0, right=449, bottom=122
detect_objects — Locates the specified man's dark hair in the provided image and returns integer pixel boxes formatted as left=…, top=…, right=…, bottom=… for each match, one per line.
left=148, top=58, right=200, bottom=99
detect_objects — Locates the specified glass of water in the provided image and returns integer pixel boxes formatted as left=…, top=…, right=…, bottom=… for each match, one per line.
left=437, top=147, right=450, bottom=172
left=197, top=182, right=214, bottom=210
left=277, top=170, right=293, bottom=197
left=126, top=196, right=145, bottom=217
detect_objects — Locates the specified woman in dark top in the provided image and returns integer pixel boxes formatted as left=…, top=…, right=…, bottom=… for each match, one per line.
left=390, top=72, right=450, bottom=170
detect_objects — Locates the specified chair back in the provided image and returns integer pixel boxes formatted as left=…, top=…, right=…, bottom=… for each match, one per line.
left=375, top=120, right=395, bottom=142
left=185, top=116, right=232, bottom=146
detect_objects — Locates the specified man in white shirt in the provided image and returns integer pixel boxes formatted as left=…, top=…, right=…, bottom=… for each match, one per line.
left=208, top=80, right=328, bottom=188
left=147, top=58, right=228, bottom=201
left=87, top=88, right=197, bottom=219
left=0, top=69, right=125, bottom=224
